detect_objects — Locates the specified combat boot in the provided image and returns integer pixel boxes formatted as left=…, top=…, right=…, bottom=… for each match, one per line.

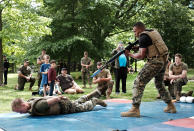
left=176, top=92, right=181, bottom=101
left=94, top=98, right=107, bottom=107
left=164, top=102, right=177, bottom=113
left=121, top=104, right=140, bottom=117
left=86, top=90, right=101, bottom=100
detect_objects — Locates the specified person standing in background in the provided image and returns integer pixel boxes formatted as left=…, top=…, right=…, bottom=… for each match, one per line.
left=3, top=55, right=9, bottom=85
left=112, top=42, right=129, bottom=94
left=81, top=51, right=93, bottom=88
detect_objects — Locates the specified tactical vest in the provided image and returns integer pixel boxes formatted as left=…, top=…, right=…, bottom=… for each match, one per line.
left=172, top=63, right=184, bottom=75
left=140, top=30, right=168, bottom=58
left=28, top=97, right=72, bottom=116
left=96, top=69, right=110, bottom=86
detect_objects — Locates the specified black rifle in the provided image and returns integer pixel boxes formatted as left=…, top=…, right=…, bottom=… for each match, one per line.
left=91, top=40, right=139, bottom=78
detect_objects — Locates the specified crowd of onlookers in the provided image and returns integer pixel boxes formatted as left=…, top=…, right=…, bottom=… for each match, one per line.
left=3, top=47, right=193, bottom=101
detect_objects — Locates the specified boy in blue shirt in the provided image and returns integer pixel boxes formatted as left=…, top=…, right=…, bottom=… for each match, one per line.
left=40, top=55, right=51, bottom=96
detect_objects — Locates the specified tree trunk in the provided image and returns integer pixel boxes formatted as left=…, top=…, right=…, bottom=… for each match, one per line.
left=67, top=52, right=71, bottom=75
left=0, top=9, right=3, bottom=85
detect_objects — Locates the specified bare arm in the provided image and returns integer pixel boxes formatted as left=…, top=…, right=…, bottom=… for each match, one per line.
left=47, top=96, right=64, bottom=106
left=169, top=70, right=187, bottom=80
left=93, top=77, right=99, bottom=84
left=88, top=61, right=93, bottom=67
left=18, top=73, right=27, bottom=79
left=127, top=48, right=147, bottom=60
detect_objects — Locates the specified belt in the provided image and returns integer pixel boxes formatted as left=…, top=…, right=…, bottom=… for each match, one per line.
left=147, top=53, right=168, bottom=62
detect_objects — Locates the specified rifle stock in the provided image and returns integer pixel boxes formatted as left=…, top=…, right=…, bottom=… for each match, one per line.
left=91, top=40, right=139, bottom=78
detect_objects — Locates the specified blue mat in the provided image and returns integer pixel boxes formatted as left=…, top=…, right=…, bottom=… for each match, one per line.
left=0, top=101, right=194, bottom=131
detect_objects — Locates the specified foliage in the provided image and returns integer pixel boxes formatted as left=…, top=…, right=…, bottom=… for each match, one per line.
left=25, top=0, right=152, bottom=72
left=139, top=0, right=194, bottom=66
left=0, top=0, right=52, bottom=63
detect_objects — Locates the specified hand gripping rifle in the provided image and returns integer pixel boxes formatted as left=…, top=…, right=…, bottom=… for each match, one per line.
left=91, top=40, right=139, bottom=78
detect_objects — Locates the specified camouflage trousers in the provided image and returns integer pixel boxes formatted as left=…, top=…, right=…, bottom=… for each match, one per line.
left=18, top=77, right=36, bottom=90
left=60, top=97, right=99, bottom=114
left=171, top=78, right=188, bottom=96
left=132, top=59, right=171, bottom=105
left=164, top=80, right=174, bottom=97
left=82, top=70, right=92, bottom=86
left=85, top=80, right=114, bottom=99
left=37, top=72, right=42, bottom=88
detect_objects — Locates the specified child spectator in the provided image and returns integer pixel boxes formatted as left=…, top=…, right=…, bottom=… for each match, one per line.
left=48, top=60, right=57, bottom=96
left=40, top=55, right=51, bottom=96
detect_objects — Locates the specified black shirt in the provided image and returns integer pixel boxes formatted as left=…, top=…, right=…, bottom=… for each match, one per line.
left=4, top=59, right=9, bottom=69
left=139, top=30, right=153, bottom=48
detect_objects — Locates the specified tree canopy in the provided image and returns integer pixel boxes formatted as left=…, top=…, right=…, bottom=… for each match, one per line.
left=0, top=0, right=193, bottom=82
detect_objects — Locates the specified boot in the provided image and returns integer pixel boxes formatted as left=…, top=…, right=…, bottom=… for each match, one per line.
left=176, top=92, right=181, bottom=101
left=121, top=104, right=140, bottom=117
left=94, top=98, right=107, bottom=107
left=164, top=102, right=176, bottom=113
left=156, top=94, right=161, bottom=99
left=86, top=90, right=101, bottom=100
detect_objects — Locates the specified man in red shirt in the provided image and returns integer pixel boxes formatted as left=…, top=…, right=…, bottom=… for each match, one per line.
left=48, top=60, right=57, bottom=96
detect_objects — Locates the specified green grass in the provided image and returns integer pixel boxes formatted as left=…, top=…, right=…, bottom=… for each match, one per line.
left=0, top=70, right=194, bottom=113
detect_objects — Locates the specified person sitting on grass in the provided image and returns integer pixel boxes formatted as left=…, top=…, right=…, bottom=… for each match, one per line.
left=11, top=96, right=107, bottom=116
left=56, top=68, right=84, bottom=94
left=15, top=59, right=35, bottom=91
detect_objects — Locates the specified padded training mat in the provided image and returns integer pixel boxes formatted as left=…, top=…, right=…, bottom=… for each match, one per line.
left=0, top=100, right=194, bottom=131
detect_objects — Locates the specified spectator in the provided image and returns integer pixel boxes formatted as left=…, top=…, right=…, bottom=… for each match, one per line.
left=40, top=55, right=50, bottom=96
left=15, top=59, right=35, bottom=91
left=3, top=55, right=9, bottom=85
left=169, top=53, right=188, bottom=101
left=112, top=41, right=129, bottom=94
left=57, top=68, right=84, bottom=94
left=48, top=60, right=57, bottom=96
left=81, top=51, right=93, bottom=88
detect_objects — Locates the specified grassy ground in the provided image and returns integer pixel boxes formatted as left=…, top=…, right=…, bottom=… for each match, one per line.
left=0, top=70, right=194, bottom=113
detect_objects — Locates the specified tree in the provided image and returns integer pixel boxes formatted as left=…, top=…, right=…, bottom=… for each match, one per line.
left=26, top=0, right=152, bottom=74
left=0, top=0, right=51, bottom=84
left=140, top=0, right=194, bottom=66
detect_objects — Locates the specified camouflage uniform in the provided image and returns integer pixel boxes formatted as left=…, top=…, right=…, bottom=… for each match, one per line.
left=28, top=96, right=102, bottom=116
left=37, top=54, right=46, bottom=88
left=163, top=64, right=174, bottom=98
left=169, top=62, right=188, bottom=97
left=132, top=30, right=171, bottom=106
left=86, top=69, right=114, bottom=99
left=18, top=65, right=35, bottom=90
left=81, top=57, right=92, bottom=87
